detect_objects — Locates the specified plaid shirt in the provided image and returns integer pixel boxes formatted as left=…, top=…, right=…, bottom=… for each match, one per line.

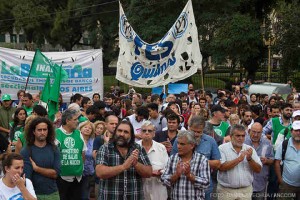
left=161, top=152, right=210, bottom=200
left=96, top=142, right=151, bottom=200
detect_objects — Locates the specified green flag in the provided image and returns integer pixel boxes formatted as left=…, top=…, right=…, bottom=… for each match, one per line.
left=40, top=74, right=51, bottom=103
left=30, top=49, right=68, bottom=80
left=48, top=66, right=62, bottom=122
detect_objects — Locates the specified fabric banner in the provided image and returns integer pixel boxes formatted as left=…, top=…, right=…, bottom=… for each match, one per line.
left=0, top=47, right=103, bottom=102
left=116, top=0, right=202, bottom=88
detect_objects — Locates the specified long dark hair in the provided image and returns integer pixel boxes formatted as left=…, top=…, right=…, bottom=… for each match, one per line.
left=25, top=117, right=56, bottom=147
left=12, top=108, right=27, bottom=129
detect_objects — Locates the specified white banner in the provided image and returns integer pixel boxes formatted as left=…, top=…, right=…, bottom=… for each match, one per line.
left=0, top=47, right=103, bottom=102
left=116, top=0, right=202, bottom=88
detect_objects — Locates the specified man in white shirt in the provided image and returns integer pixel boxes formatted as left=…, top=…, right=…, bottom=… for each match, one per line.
left=124, top=106, right=149, bottom=141
left=217, top=124, right=262, bottom=200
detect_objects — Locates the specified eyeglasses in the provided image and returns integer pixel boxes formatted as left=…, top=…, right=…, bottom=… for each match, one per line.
left=142, top=129, right=154, bottom=133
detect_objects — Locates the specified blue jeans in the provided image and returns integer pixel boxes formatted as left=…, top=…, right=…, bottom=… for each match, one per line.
left=205, top=176, right=214, bottom=200
left=81, top=175, right=93, bottom=200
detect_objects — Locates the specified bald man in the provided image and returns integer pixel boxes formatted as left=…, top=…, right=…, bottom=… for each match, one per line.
left=245, top=123, right=274, bottom=200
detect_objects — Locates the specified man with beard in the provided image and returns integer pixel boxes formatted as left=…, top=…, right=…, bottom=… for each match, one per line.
left=95, top=120, right=152, bottom=199
left=21, top=117, right=60, bottom=199
left=263, top=103, right=293, bottom=145
left=171, top=116, right=220, bottom=199
left=217, top=124, right=262, bottom=200
left=240, top=109, right=254, bottom=133
left=275, top=121, right=300, bottom=199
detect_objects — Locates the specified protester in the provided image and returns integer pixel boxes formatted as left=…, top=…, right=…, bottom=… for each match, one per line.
left=0, top=153, right=37, bottom=200
left=274, top=121, right=300, bottom=199
left=161, top=130, right=210, bottom=200
left=79, top=121, right=95, bottom=200
left=95, top=120, right=152, bottom=199
left=217, top=124, right=262, bottom=200
left=137, top=121, right=168, bottom=200
left=55, top=109, right=86, bottom=200
left=244, top=123, right=274, bottom=200
left=0, top=94, right=16, bottom=139
left=171, top=116, right=221, bottom=199
left=21, top=117, right=60, bottom=199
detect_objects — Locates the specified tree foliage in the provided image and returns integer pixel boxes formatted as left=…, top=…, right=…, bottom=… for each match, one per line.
left=274, top=0, right=300, bottom=78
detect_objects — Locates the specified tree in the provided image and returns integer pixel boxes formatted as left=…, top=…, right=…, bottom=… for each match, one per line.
left=274, top=0, right=300, bottom=80
left=0, top=1, right=14, bottom=34
left=211, top=14, right=262, bottom=79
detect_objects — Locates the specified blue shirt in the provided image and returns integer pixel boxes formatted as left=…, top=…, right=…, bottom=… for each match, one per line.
left=21, top=144, right=61, bottom=195
left=83, top=138, right=95, bottom=176
left=275, top=138, right=300, bottom=187
left=171, top=134, right=221, bottom=161
left=245, top=136, right=274, bottom=191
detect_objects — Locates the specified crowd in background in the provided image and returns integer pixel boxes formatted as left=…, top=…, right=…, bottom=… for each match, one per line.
left=0, top=78, right=299, bottom=200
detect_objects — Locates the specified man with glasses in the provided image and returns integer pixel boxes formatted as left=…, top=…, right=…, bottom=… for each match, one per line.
left=171, top=116, right=221, bottom=199
left=55, top=109, right=86, bottom=200
left=245, top=123, right=274, bottom=200
left=137, top=121, right=168, bottom=200
left=217, top=124, right=262, bottom=200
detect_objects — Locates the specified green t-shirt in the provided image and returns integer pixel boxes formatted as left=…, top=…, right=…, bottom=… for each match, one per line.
left=272, top=117, right=290, bottom=144
left=23, top=106, right=33, bottom=116
left=55, top=128, right=84, bottom=176
left=213, top=121, right=230, bottom=137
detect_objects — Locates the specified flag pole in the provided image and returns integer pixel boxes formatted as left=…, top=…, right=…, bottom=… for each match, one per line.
left=24, top=49, right=38, bottom=92
left=200, top=69, right=205, bottom=94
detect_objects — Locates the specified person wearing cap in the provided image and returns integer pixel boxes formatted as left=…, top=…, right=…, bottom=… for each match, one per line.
left=274, top=110, right=300, bottom=150
left=274, top=120, right=300, bottom=199
left=203, top=105, right=230, bottom=145
left=0, top=94, right=16, bottom=139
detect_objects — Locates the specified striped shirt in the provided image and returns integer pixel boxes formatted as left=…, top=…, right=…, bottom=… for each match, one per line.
left=96, top=142, right=151, bottom=200
left=161, top=152, right=210, bottom=200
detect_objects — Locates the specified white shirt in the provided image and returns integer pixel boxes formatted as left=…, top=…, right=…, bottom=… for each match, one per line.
left=0, top=178, right=36, bottom=199
left=137, top=140, right=169, bottom=200
left=126, top=114, right=145, bottom=139
left=218, top=142, right=262, bottom=188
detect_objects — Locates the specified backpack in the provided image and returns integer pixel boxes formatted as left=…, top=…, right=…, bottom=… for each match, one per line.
left=280, top=139, right=289, bottom=174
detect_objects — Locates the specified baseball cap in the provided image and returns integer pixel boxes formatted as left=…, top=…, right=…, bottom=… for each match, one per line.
left=211, top=105, right=226, bottom=113
left=292, top=121, right=300, bottom=130
left=292, top=110, right=300, bottom=118
left=2, top=94, right=11, bottom=101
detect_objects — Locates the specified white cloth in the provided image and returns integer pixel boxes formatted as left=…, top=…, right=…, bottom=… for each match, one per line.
left=218, top=142, right=262, bottom=188
left=137, top=140, right=169, bottom=200
left=0, top=178, right=36, bottom=199
left=126, top=114, right=145, bottom=138
left=116, top=0, right=202, bottom=88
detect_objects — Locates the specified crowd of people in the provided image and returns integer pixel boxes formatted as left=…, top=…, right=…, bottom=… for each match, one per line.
left=0, top=81, right=299, bottom=200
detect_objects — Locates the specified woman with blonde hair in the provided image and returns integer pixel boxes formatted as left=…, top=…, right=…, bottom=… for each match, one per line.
left=93, top=121, right=106, bottom=137
left=79, top=121, right=95, bottom=200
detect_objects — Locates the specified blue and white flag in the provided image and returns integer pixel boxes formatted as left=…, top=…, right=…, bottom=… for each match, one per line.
left=116, top=0, right=202, bottom=88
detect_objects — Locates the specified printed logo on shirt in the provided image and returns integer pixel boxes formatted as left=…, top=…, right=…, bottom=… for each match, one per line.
left=9, top=193, right=23, bottom=200
left=64, top=137, right=75, bottom=149
left=214, top=129, right=223, bottom=137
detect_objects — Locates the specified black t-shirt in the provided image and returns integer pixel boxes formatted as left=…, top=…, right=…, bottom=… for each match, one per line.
left=0, top=133, right=9, bottom=154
